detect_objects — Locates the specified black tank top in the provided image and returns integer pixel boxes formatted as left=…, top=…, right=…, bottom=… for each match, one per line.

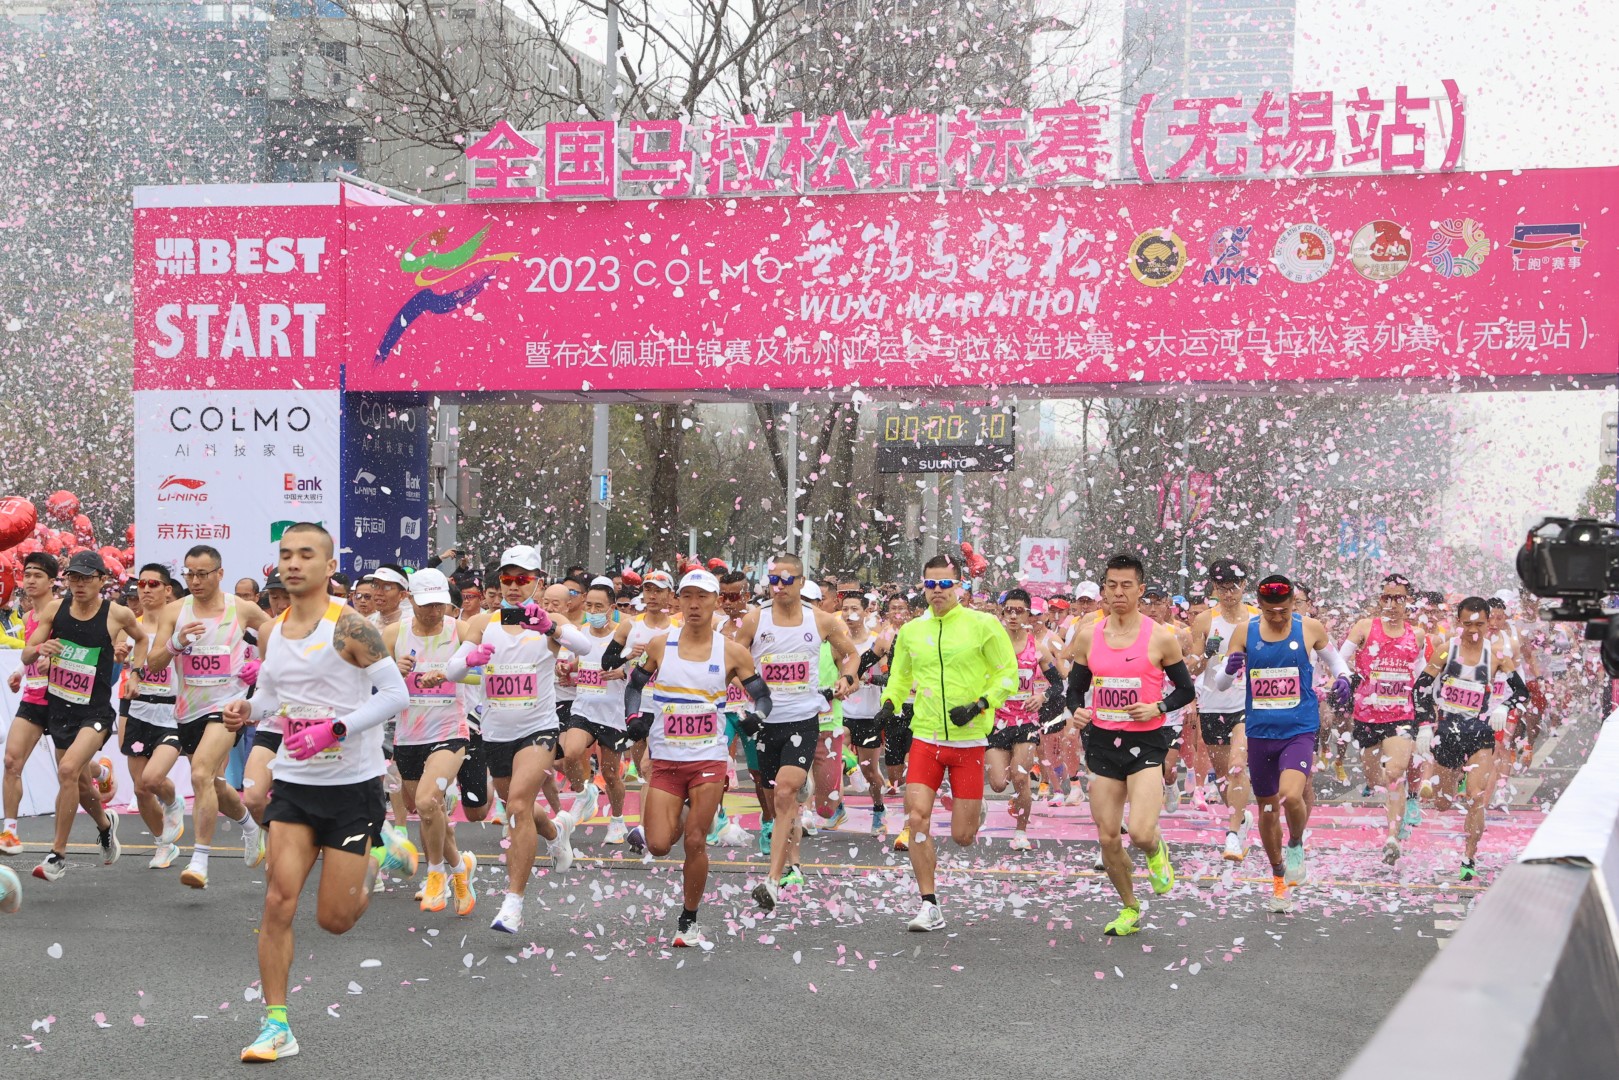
left=47, top=598, right=115, bottom=719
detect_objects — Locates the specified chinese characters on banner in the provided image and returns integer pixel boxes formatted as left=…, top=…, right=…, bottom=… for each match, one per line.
left=1018, top=538, right=1069, bottom=596
left=465, top=82, right=1465, bottom=202
left=1157, top=473, right=1217, bottom=530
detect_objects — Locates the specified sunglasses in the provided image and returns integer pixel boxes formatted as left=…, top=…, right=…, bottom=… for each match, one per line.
left=499, top=574, right=535, bottom=586
left=136, top=579, right=168, bottom=589
left=720, top=591, right=747, bottom=600
left=767, top=574, right=798, bottom=586
left=922, top=579, right=958, bottom=590
left=1379, top=593, right=1409, bottom=602
left=1003, top=605, right=1029, bottom=615
left=1256, top=582, right=1294, bottom=601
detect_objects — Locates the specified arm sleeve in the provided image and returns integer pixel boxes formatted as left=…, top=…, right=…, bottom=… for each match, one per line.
left=249, top=682, right=282, bottom=723
left=443, top=640, right=479, bottom=684
left=880, top=625, right=913, bottom=711
left=1338, top=639, right=1359, bottom=668
left=624, top=664, right=653, bottom=718
left=856, top=647, right=883, bottom=680
left=554, top=623, right=598, bottom=656
left=1504, top=671, right=1531, bottom=709
left=601, top=638, right=627, bottom=670
left=337, top=658, right=410, bottom=736
left=1160, top=660, right=1196, bottom=713
left=978, top=617, right=1019, bottom=713
left=1065, top=662, right=1093, bottom=711
left=1415, top=670, right=1436, bottom=725
left=1315, top=643, right=1350, bottom=679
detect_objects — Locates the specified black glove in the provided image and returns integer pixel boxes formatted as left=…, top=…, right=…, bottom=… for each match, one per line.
left=1204, top=632, right=1223, bottom=658
left=874, top=699, right=898, bottom=729
left=624, top=712, right=653, bottom=744
left=739, top=711, right=765, bottom=741
left=948, top=698, right=989, bottom=727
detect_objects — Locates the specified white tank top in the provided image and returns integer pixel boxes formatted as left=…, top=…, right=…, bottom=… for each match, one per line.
left=752, top=603, right=824, bottom=724
left=622, top=618, right=668, bottom=713
left=568, top=628, right=628, bottom=732
left=267, top=601, right=383, bottom=785
left=842, top=637, right=882, bottom=719
left=554, top=615, right=586, bottom=703
left=395, top=620, right=469, bottom=745
left=477, top=618, right=558, bottom=741
left=173, top=594, right=250, bottom=722
left=648, top=627, right=728, bottom=762
left=128, top=625, right=178, bottom=728
left=1197, top=608, right=1247, bottom=712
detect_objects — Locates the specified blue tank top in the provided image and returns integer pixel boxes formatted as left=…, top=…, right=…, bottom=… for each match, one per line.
left=1242, top=614, right=1319, bottom=740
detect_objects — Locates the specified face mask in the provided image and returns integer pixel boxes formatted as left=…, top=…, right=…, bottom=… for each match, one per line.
left=584, top=612, right=608, bottom=628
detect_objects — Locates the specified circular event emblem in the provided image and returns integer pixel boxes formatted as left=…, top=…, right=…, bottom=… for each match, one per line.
left=1271, top=223, right=1335, bottom=284
left=1128, top=229, right=1187, bottom=287
left=1425, top=218, right=1489, bottom=278
left=1349, top=220, right=1413, bottom=282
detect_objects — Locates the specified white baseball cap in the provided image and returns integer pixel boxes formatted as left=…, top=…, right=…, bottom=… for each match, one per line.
left=801, top=580, right=824, bottom=601
left=1075, top=581, right=1101, bottom=600
left=678, top=569, right=720, bottom=594
left=371, top=567, right=410, bottom=589
left=642, top=569, right=676, bottom=590
left=408, top=567, right=452, bottom=606
left=499, top=545, right=542, bottom=572
left=590, top=575, right=616, bottom=590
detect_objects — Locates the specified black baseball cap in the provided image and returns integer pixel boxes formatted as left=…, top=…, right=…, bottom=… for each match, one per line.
left=1144, top=582, right=1169, bottom=599
left=64, top=550, right=107, bottom=577
left=1207, top=558, right=1248, bottom=585
left=265, top=570, right=286, bottom=591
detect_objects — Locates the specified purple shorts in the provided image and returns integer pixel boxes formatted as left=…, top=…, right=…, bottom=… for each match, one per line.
left=1246, top=731, right=1316, bottom=798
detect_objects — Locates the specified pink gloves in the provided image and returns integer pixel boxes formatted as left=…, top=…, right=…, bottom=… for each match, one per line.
left=521, top=601, right=553, bottom=635
left=286, top=720, right=340, bottom=761
left=465, top=643, right=495, bottom=667
left=237, top=659, right=261, bottom=687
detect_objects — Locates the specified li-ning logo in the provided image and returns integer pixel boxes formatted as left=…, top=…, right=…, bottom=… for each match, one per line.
left=157, top=476, right=208, bottom=503
left=375, top=226, right=519, bottom=363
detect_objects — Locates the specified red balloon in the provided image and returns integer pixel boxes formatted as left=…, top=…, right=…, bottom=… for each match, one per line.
left=42, top=534, right=65, bottom=556
left=104, top=556, right=125, bottom=581
left=73, top=513, right=94, bottom=544
left=121, top=546, right=135, bottom=566
left=45, top=490, right=79, bottom=525
left=0, top=496, right=36, bottom=550
left=124, top=523, right=136, bottom=545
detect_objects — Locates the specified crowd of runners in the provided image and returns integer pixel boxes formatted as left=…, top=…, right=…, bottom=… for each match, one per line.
left=0, top=530, right=1602, bottom=1061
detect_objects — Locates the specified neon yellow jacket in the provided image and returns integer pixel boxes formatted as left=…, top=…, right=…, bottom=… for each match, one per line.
left=881, top=602, right=1018, bottom=742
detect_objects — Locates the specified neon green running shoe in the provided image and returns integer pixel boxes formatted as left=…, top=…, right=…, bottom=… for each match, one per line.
left=780, top=865, right=805, bottom=887
left=1460, top=860, right=1478, bottom=882
left=1147, top=841, right=1175, bottom=895
left=1104, top=905, right=1142, bottom=937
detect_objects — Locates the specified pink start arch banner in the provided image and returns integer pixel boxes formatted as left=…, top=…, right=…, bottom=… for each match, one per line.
left=135, top=166, right=1617, bottom=396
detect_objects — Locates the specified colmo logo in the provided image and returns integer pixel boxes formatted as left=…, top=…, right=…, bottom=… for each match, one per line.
left=375, top=225, right=519, bottom=363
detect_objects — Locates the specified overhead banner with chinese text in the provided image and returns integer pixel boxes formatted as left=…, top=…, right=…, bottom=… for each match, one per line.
left=346, top=166, right=1615, bottom=394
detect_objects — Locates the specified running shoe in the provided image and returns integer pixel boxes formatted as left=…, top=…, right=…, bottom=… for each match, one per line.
left=452, top=853, right=477, bottom=916
left=245, top=819, right=265, bottom=868
left=758, top=820, right=773, bottom=856
left=241, top=1016, right=298, bottom=1063
left=490, top=892, right=524, bottom=934
left=716, top=821, right=752, bottom=847
left=1147, top=841, right=1175, bottom=895
left=573, top=783, right=601, bottom=825
left=780, top=865, right=804, bottom=887
left=551, top=811, right=576, bottom=873
left=800, top=807, right=818, bottom=836
left=160, top=797, right=184, bottom=845
left=825, top=805, right=848, bottom=831
left=1417, top=778, right=1436, bottom=801
left=378, top=830, right=419, bottom=877
left=1163, top=781, right=1182, bottom=815
left=907, top=900, right=945, bottom=932
left=1283, top=843, right=1308, bottom=886
left=489, top=797, right=507, bottom=826
left=1459, top=861, right=1478, bottom=883
left=0, top=827, right=20, bottom=855
left=421, top=870, right=448, bottom=913
left=149, top=842, right=180, bottom=870
left=180, top=862, right=207, bottom=889
left=604, top=820, right=630, bottom=845
left=1399, top=798, right=1421, bottom=840
left=1266, top=876, right=1293, bottom=914
left=705, top=806, right=729, bottom=846
left=752, top=878, right=779, bottom=913
left=672, top=922, right=707, bottom=948
left=1333, top=760, right=1348, bottom=784
left=627, top=825, right=646, bottom=856
left=1360, top=783, right=1374, bottom=798
left=99, top=811, right=121, bottom=865
left=1382, top=836, right=1401, bottom=866
left=893, top=826, right=910, bottom=852
left=1046, top=792, right=1065, bottom=808
left=1103, top=905, right=1141, bottom=937
left=0, top=865, right=20, bottom=913
left=1063, top=786, right=1085, bottom=807
left=1222, top=830, right=1245, bottom=864
left=33, top=853, right=65, bottom=882
left=1009, top=831, right=1033, bottom=852
left=871, top=807, right=887, bottom=836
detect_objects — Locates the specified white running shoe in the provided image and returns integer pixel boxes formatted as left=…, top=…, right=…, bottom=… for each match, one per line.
left=671, top=922, right=707, bottom=948
left=1063, top=786, right=1085, bottom=806
left=148, top=842, right=181, bottom=870
left=907, top=900, right=946, bottom=932
left=604, top=820, right=630, bottom=845
left=716, top=821, right=752, bottom=847
left=1222, top=831, right=1245, bottom=863
left=99, top=812, right=121, bottom=865
left=551, top=811, right=575, bottom=874
left=160, top=798, right=184, bottom=845
left=1382, top=836, right=1401, bottom=866
left=490, top=892, right=524, bottom=934
left=573, top=783, right=600, bottom=825
left=800, top=807, right=818, bottom=836
left=1164, top=781, right=1182, bottom=815
left=752, top=878, right=779, bottom=913
left=1009, top=831, right=1033, bottom=851
left=243, top=817, right=264, bottom=867
left=33, top=853, right=65, bottom=882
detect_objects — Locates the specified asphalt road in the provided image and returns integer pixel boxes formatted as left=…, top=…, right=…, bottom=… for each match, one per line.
left=2, top=809, right=1479, bottom=1080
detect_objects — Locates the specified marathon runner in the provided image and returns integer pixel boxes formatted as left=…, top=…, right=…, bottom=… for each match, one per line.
left=840, top=589, right=891, bottom=835
left=874, top=553, right=1017, bottom=931
left=2, top=552, right=63, bottom=856
left=121, top=563, right=186, bottom=869
left=558, top=579, right=634, bottom=845
left=229, top=522, right=409, bottom=1063
left=1063, top=553, right=1197, bottom=936
left=1143, top=582, right=1192, bottom=813
left=623, top=569, right=772, bottom=946
left=874, top=594, right=918, bottom=839
left=988, top=588, right=1061, bottom=851
left=1187, top=558, right=1256, bottom=869
left=718, top=570, right=771, bottom=848
left=21, top=549, right=146, bottom=881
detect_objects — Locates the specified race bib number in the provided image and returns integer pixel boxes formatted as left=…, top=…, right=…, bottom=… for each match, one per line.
left=1367, top=667, right=1413, bottom=707
left=1010, top=669, right=1035, bottom=703
left=662, top=701, right=720, bottom=742
left=485, top=664, right=539, bottom=709
left=47, top=640, right=100, bottom=705
left=1092, top=675, right=1142, bottom=725
left=283, top=704, right=341, bottom=761
left=1438, top=677, right=1487, bottom=715
left=179, top=646, right=232, bottom=687
left=22, top=659, right=47, bottom=693
left=406, top=663, right=456, bottom=705
left=1250, top=667, right=1301, bottom=710
left=760, top=653, right=811, bottom=692
left=573, top=661, right=607, bottom=696
left=136, top=664, right=175, bottom=697
left=724, top=682, right=746, bottom=710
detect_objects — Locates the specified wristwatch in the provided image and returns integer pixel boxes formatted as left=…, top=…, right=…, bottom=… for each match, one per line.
left=330, top=720, right=348, bottom=741
left=1155, top=701, right=1167, bottom=715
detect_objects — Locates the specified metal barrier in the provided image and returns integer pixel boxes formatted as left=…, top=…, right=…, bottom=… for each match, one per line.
left=1341, top=711, right=1619, bottom=1080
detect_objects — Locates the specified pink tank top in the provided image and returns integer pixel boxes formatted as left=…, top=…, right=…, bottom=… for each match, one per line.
left=1353, top=619, right=1420, bottom=724
left=995, top=633, right=1041, bottom=728
left=1088, top=615, right=1166, bottom=732
left=21, top=611, right=47, bottom=704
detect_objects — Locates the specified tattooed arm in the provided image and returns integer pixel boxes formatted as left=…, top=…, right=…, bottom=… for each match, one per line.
left=333, top=609, right=390, bottom=669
